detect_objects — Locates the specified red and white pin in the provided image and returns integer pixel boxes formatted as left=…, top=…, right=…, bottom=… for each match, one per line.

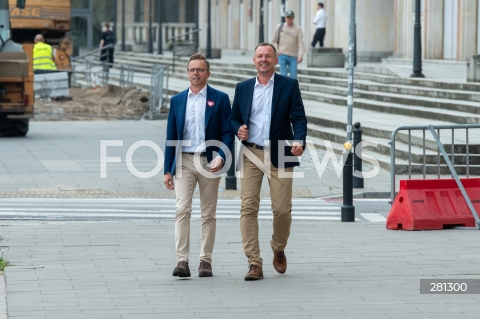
left=207, top=100, right=215, bottom=107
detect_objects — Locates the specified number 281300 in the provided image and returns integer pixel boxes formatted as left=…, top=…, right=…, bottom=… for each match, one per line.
left=430, top=282, right=467, bottom=292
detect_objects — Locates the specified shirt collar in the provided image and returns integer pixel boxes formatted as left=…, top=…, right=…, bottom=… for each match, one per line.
left=255, top=73, right=275, bottom=87
left=188, top=85, right=208, bottom=97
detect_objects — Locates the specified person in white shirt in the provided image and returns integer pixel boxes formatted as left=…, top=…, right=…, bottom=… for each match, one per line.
left=164, top=53, right=234, bottom=279
left=311, top=2, right=328, bottom=47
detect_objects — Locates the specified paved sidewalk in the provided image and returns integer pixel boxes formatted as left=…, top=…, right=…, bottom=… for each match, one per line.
left=2, top=220, right=480, bottom=319
left=0, top=120, right=393, bottom=199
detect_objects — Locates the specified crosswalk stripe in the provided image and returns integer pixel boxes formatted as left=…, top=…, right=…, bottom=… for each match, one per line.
left=0, top=198, right=381, bottom=222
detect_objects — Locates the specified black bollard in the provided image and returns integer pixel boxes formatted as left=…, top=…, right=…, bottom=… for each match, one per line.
left=353, top=122, right=364, bottom=188
left=225, top=141, right=237, bottom=190
left=341, top=143, right=355, bottom=222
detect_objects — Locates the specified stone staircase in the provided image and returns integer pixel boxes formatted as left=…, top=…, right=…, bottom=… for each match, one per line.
left=104, top=51, right=480, bottom=174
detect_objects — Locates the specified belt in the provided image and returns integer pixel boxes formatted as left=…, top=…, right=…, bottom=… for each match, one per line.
left=184, top=152, right=206, bottom=156
left=242, top=141, right=265, bottom=150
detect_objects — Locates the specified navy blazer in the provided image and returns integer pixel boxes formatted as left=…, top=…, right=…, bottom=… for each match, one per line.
left=164, top=85, right=234, bottom=176
left=229, top=73, right=307, bottom=168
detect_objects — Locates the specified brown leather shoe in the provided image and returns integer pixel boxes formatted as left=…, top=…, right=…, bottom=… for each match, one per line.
left=198, top=260, right=213, bottom=277
left=273, top=250, right=287, bottom=274
left=172, top=261, right=191, bottom=277
left=244, top=264, right=264, bottom=281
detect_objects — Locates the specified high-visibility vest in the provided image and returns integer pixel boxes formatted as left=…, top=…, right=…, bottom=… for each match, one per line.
left=33, top=42, right=57, bottom=70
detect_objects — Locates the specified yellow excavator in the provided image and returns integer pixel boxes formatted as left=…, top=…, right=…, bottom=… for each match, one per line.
left=8, top=0, right=72, bottom=70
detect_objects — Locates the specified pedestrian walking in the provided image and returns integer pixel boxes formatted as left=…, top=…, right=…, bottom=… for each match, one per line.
left=99, top=23, right=115, bottom=64
left=229, top=43, right=307, bottom=281
left=271, top=10, right=305, bottom=79
left=164, top=53, right=234, bottom=278
left=311, top=2, right=328, bottom=47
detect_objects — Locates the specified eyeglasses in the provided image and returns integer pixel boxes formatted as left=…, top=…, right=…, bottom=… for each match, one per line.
left=187, top=68, right=207, bottom=73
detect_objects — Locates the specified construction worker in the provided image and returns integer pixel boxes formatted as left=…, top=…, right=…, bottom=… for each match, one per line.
left=33, top=34, right=57, bottom=74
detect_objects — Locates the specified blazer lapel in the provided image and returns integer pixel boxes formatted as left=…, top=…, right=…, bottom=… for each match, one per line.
left=244, top=78, right=255, bottom=124
left=177, top=88, right=188, bottom=139
left=271, top=73, right=281, bottom=116
left=205, top=85, right=217, bottom=128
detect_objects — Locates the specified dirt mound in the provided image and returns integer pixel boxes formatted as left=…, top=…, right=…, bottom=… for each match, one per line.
left=33, top=85, right=151, bottom=121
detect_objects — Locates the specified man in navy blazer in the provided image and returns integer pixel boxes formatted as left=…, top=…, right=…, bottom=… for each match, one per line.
left=229, top=43, right=307, bottom=281
left=164, top=53, right=233, bottom=278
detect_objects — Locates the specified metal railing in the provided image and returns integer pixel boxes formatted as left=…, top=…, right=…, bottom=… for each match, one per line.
left=390, top=124, right=480, bottom=229
left=143, top=64, right=170, bottom=120
left=71, top=44, right=114, bottom=63
left=170, top=29, right=200, bottom=72
left=107, top=21, right=195, bottom=48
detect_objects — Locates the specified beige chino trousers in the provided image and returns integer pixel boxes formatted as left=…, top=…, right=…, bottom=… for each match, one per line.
left=175, top=153, right=221, bottom=264
left=240, top=145, right=293, bottom=268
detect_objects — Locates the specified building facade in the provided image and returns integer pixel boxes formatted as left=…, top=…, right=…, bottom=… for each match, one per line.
left=193, top=0, right=479, bottom=61
left=104, top=0, right=480, bottom=62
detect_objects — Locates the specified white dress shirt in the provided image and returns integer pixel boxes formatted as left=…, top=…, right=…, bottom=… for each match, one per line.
left=313, top=8, right=328, bottom=29
left=182, top=85, right=207, bottom=153
left=247, top=73, right=275, bottom=147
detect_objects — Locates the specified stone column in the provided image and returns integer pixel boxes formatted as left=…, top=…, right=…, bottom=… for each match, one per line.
left=458, top=0, right=478, bottom=61
left=229, top=0, right=241, bottom=50
left=424, top=0, right=444, bottom=60
left=333, top=0, right=394, bottom=61
left=179, top=0, right=186, bottom=23
left=216, top=0, right=229, bottom=49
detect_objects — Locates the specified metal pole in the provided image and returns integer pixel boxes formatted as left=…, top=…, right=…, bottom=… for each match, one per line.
left=341, top=144, right=355, bottom=222
left=258, top=0, right=264, bottom=43
left=206, top=0, right=212, bottom=58
left=157, top=0, right=163, bottom=54
left=226, top=141, right=237, bottom=190
left=148, top=0, right=153, bottom=53
left=194, top=0, right=199, bottom=52
left=353, top=122, right=364, bottom=188
left=281, top=0, right=286, bottom=23
left=121, top=0, right=125, bottom=51
left=342, top=0, right=356, bottom=222
left=113, top=0, right=117, bottom=46
left=346, top=0, right=355, bottom=142
left=411, top=0, right=425, bottom=78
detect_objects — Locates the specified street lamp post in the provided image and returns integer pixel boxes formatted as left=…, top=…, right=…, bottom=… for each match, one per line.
left=411, top=0, right=425, bottom=78
left=281, top=0, right=286, bottom=23
left=342, top=0, right=356, bottom=223
left=121, top=0, right=125, bottom=51
left=113, top=0, right=117, bottom=46
left=258, top=0, right=264, bottom=43
left=157, top=0, right=162, bottom=54
left=206, top=0, right=212, bottom=58
left=194, top=0, right=199, bottom=52
left=148, top=0, right=153, bottom=53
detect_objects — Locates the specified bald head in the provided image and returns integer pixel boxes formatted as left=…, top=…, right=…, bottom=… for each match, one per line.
left=34, top=34, right=45, bottom=44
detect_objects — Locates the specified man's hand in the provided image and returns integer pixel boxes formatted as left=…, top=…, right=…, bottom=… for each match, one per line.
left=291, top=142, right=304, bottom=156
left=238, top=124, right=249, bottom=141
left=164, top=173, right=174, bottom=190
left=297, top=57, right=303, bottom=64
left=209, top=157, right=223, bottom=173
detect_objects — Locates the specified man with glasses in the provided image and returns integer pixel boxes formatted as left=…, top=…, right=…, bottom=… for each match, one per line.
left=164, top=53, right=233, bottom=278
